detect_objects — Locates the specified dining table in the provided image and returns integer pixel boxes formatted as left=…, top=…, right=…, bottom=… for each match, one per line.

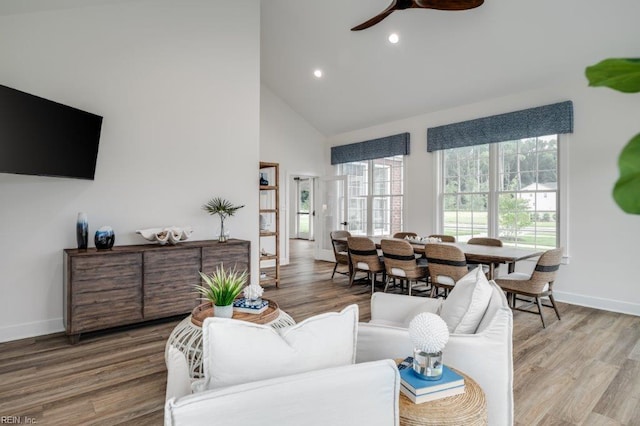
left=336, top=236, right=544, bottom=280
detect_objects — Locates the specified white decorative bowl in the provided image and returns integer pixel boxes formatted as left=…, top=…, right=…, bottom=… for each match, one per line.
left=406, top=236, right=442, bottom=244
left=136, top=226, right=193, bottom=245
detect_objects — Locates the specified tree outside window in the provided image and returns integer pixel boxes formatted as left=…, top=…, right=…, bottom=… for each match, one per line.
left=442, top=135, right=558, bottom=249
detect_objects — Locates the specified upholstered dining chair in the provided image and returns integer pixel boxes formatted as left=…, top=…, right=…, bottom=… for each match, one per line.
left=392, top=231, right=418, bottom=239
left=330, top=230, right=351, bottom=279
left=392, top=232, right=422, bottom=259
left=428, top=234, right=456, bottom=243
left=494, top=247, right=563, bottom=328
left=467, top=237, right=503, bottom=278
left=347, top=236, right=385, bottom=294
left=380, top=239, right=428, bottom=296
left=425, top=243, right=468, bottom=298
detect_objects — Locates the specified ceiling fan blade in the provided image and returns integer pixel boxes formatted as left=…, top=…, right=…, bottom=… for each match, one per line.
left=351, top=1, right=399, bottom=31
left=414, top=0, right=484, bottom=10
left=351, top=0, right=484, bottom=31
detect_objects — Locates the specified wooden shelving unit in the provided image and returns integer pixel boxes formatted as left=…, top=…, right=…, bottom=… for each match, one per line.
left=259, top=161, right=280, bottom=287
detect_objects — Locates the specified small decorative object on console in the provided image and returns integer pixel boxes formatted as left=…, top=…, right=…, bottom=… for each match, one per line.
left=202, top=197, right=245, bottom=243
left=136, top=226, right=193, bottom=245
left=409, top=312, right=449, bottom=380
left=94, top=226, right=115, bottom=250
left=76, top=212, right=88, bottom=249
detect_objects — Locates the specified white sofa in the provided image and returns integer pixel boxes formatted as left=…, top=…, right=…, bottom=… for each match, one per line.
left=356, top=281, right=514, bottom=426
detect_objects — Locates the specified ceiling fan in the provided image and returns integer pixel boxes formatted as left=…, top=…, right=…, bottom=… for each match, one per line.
left=351, top=0, right=484, bottom=31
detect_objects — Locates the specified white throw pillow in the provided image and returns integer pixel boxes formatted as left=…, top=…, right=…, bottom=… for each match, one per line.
left=402, top=299, right=444, bottom=327
left=439, top=266, right=493, bottom=334
left=201, top=304, right=358, bottom=389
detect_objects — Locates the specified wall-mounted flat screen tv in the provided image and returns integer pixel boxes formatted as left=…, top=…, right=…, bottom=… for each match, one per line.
left=0, top=84, right=103, bottom=180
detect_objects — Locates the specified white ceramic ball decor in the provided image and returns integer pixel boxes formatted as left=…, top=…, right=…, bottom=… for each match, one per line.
left=408, top=312, right=450, bottom=354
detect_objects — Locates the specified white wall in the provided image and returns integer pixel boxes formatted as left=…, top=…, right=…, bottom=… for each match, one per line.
left=260, top=85, right=326, bottom=264
left=0, top=0, right=261, bottom=342
left=327, top=79, right=640, bottom=316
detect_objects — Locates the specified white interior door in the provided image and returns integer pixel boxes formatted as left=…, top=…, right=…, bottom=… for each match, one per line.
left=315, top=175, right=348, bottom=261
left=294, top=177, right=312, bottom=240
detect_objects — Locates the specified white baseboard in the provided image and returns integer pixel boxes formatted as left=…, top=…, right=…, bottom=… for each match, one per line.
left=554, top=291, right=640, bottom=317
left=0, top=318, right=64, bottom=343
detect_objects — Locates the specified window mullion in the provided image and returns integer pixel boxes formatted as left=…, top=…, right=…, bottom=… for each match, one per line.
left=436, top=151, right=443, bottom=233
left=488, top=143, right=499, bottom=238
left=367, top=160, right=373, bottom=235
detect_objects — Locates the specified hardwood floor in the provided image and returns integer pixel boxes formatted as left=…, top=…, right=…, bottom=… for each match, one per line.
left=1, top=239, right=639, bottom=425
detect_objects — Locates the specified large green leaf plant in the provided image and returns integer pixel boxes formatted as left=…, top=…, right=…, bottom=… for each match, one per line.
left=586, top=58, right=640, bottom=214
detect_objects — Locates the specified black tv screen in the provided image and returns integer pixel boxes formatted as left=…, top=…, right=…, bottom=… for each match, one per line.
left=0, top=84, right=103, bottom=180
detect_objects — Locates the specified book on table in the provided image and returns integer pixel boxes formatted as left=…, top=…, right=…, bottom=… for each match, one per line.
left=233, top=298, right=269, bottom=314
left=400, top=383, right=465, bottom=404
left=399, top=364, right=465, bottom=404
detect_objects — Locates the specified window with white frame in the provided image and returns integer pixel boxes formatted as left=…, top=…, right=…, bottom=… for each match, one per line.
left=339, top=155, right=404, bottom=236
left=430, top=102, right=571, bottom=251
left=441, top=135, right=559, bottom=249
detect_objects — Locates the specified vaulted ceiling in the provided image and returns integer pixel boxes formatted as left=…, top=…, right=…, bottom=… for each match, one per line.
left=2, top=1, right=638, bottom=138
left=261, top=0, right=640, bottom=136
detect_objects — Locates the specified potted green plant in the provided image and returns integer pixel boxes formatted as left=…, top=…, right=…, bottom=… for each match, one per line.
left=202, top=197, right=245, bottom=242
left=195, top=264, right=248, bottom=318
left=586, top=58, right=640, bottom=214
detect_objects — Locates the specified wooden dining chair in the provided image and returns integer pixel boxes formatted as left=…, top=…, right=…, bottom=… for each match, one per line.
left=467, top=237, right=502, bottom=247
left=380, top=239, right=429, bottom=296
left=392, top=232, right=418, bottom=239
left=494, top=248, right=563, bottom=328
left=347, top=236, right=386, bottom=294
left=428, top=234, right=456, bottom=243
left=425, top=243, right=468, bottom=298
left=467, top=237, right=503, bottom=278
left=329, top=230, right=351, bottom=279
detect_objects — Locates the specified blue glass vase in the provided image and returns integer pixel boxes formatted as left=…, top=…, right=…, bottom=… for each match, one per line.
left=95, top=226, right=115, bottom=250
left=76, top=212, right=88, bottom=249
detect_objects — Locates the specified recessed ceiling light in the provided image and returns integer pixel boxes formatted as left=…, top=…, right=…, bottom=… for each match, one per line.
left=388, top=33, right=399, bottom=44
left=313, top=69, right=323, bottom=78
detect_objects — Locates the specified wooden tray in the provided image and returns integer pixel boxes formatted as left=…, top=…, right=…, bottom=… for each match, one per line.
left=190, top=299, right=280, bottom=327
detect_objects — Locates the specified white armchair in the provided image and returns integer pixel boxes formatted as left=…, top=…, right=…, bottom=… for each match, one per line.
left=356, top=280, right=514, bottom=426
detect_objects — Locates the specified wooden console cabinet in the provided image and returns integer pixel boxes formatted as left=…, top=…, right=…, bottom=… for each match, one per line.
left=63, top=239, right=250, bottom=343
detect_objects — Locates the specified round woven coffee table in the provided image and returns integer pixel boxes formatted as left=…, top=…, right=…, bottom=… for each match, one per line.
left=396, top=360, right=487, bottom=426
left=166, top=299, right=296, bottom=379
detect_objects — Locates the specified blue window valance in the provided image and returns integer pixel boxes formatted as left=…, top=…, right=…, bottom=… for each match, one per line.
left=331, top=132, right=410, bottom=165
left=427, top=101, right=573, bottom=152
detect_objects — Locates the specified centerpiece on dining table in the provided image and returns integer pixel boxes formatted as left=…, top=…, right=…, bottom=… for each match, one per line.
left=405, top=235, right=442, bottom=244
